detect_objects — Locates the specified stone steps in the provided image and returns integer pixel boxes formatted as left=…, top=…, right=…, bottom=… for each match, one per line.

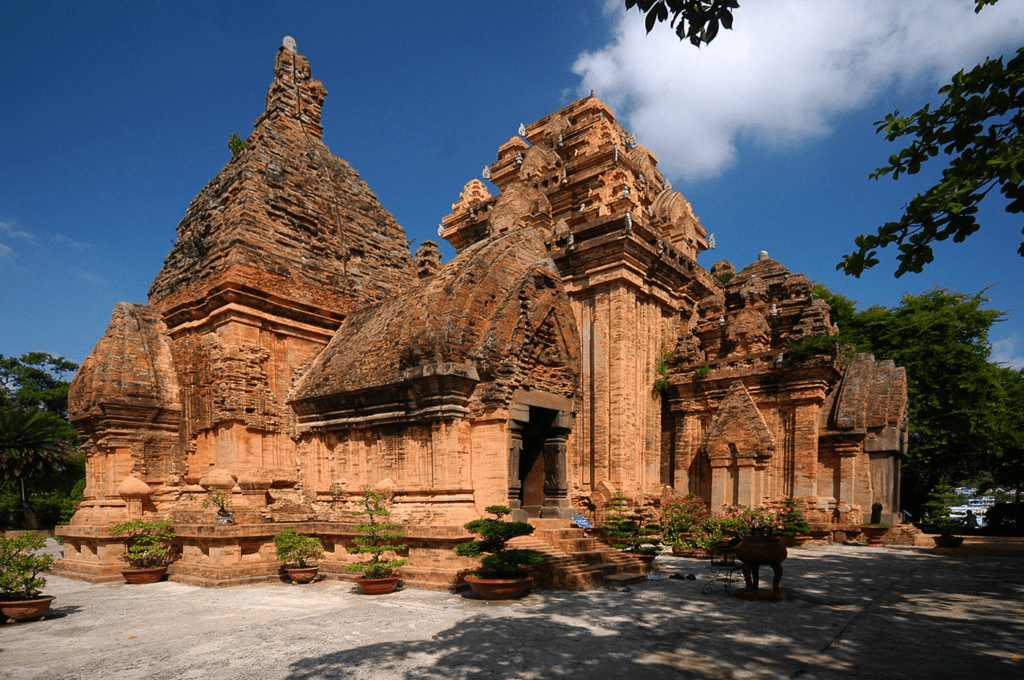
left=511, top=520, right=651, bottom=590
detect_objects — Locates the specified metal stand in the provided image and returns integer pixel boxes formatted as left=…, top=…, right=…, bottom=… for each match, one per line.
left=703, top=543, right=741, bottom=594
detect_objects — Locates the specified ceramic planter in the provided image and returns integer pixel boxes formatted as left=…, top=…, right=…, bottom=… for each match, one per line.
left=122, top=566, right=167, bottom=584
left=1, top=595, right=56, bottom=622
left=287, top=566, right=319, bottom=583
left=933, top=535, right=964, bottom=548
left=860, top=526, right=890, bottom=546
left=216, top=513, right=234, bottom=525
left=464, top=575, right=532, bottom=600
left=778, top=535, right=811, bottom=547
left=355, top=576, right=400, bottom=595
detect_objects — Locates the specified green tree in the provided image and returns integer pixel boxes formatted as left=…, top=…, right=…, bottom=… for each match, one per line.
left=0, top=352, right=82, bottom=529
left=625, top=0, right=738, bottom=47
left=980, top=366, right=1024, bottom=500
left=0, top=352, right=79, bottom=445
left=840, top=42, right=1024, bottom=278
left=814, top=286, right=1011, bottom=514
left=0, top=409, right=73, bottom=529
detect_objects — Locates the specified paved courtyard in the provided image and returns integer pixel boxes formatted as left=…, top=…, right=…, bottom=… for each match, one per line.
left=2, top=541, right=1022, bottom=679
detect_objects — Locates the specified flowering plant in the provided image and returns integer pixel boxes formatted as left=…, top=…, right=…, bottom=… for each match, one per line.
left=661, top=493, right=710, bottom=547
left=718, top=504, right=781, bottom=539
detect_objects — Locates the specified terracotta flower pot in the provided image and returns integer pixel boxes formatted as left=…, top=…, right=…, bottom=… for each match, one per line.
left=287, top=566, right=319, bottom=583
left=933, top=535, right=964, bottom=548
left=860, top=526, right=889, bottom=546
left=464, top=575, right=532, bottom=600
left=778, top=535, right=811, bottom=547
left=356, top=576, right=400, bottom=595
left=122, top=566, right=167, bottom=584
left=1, top=595, right=56, bottom=622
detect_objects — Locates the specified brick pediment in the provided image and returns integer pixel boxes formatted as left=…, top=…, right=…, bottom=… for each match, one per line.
left=701, top=381, right=775, bottom=462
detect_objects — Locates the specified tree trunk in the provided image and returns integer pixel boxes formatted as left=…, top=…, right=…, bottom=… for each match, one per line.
left=20, top=478, right=39, bottom=529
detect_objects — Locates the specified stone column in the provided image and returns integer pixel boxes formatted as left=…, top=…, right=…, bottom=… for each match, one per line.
left=736, top=459, right=756, bottom=508
left=836, top=439, right=860, bottom=515
left=709, top=459, right=731, bottom=512
left=508, top=403, right=529, bottom=513
left=540, top=411, right=573, bottom=519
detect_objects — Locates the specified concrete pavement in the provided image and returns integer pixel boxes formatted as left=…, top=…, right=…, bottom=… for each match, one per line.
left=2, top=541, right=1022, bottom=679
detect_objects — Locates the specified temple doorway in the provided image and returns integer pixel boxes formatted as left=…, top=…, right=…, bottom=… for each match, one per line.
left=508, top=398, right=572, bottom=520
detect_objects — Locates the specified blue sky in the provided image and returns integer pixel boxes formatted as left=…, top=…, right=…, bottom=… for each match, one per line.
left=2, top=0, right=1022, bottom=370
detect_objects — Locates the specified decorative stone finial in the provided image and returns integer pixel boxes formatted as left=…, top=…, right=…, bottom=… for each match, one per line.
left=282, top=36, right=297, bottom=53
left=758, top=250, right=770, bottom=261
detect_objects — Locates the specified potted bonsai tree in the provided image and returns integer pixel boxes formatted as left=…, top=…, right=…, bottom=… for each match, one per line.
left=203, top=487, right=234, bottom=524
left=926, top=482, right=966, bottom=548
left=0, top=531, right=56, bottom=622
left=662, top=492, right=710, bottom=555
left=601, top=491, right=662, bottom=565
left=273, top=528, right=324, bottom=583
left=109, top=519, right=177, bottom=583
left=345, top=489, right=407, bottom=595
left=776, top=497, right=812, bottom=547
left=454, top=505, right=544, bottom=600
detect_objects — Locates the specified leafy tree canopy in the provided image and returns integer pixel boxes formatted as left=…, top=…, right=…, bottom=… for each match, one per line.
left=0, top=352, right=82, bottom=529
left=625, top=0, right=738, bottom=47
left=840, top=41, right=1024, bottom=278
left=0, top=352, right=79, bottom=445
left=813, top=285, right=1019, bottom=512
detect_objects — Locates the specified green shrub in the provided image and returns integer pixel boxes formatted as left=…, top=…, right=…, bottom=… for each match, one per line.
left=601, top=492, right=661, bottom=556
left=984, top=502, right=1024, bottom=535
left=775, top=497, right=810, bottom=537
left=228, top=133, right=250, bottom=155
left=109, top=519, right=177, bottom=569
left=273, top=529, right=324, bottom=568
left=0, top=532, right=54, bottom=599
left=454, top=505, right=543, bottom=578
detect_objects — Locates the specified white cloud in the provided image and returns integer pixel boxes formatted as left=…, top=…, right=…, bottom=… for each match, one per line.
left=574, top=1, right=1024, bottom=181
left=0, top=242, right=12, bottom=260
left=0, top=221, right=34, bottom=241
left=991, top=334, right=1024, bottom=371
left=53, top=233, right=91, bottom=250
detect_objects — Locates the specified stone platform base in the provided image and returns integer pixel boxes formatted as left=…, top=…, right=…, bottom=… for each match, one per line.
left=734, top=587, right=790, bottom=601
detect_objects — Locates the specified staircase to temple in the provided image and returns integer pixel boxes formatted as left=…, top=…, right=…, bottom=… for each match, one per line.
left=511, top=518, right=652, bottom=590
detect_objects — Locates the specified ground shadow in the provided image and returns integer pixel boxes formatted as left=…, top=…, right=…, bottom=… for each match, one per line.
left=281, top=549, right=1024, bottom=679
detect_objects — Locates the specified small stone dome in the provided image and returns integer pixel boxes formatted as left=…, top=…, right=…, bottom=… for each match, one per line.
left=118, top=475, right=151, bottom=498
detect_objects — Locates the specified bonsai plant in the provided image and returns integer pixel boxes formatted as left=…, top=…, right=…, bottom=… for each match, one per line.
left=273, top=528, right=324, bottom=583
left=600, top=491, right=662, bottom=561
left=108, top=519, right=177, bottom=583
left=454, top=505, right=544, bottom=599
left=661, top=492, right=710, bottom=553
left=0, top=531, right=56, bottom=621
left=925, top=482, right=966, bottom=547
left=776, top=497, right=811, bottom=546
left=345, top=489, right=408, bottom=594
left=203, top=487, right=233, bottom=524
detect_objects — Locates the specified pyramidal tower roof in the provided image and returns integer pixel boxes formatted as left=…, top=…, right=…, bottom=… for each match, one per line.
left=149, top=37, right=415, bottom=326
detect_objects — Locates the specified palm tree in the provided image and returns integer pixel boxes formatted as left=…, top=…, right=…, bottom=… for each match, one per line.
left=0, top=408, right=72, bottom=529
